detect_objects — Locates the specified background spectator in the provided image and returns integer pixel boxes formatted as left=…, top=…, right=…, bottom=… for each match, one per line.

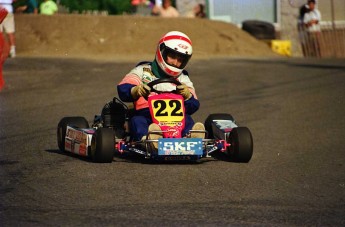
left=131, top=0, right=153, bottom=16
left=0, top=0, right=16, bottom=57
left=303, top=0, right=322, bottom=57
left=16, top=0, right=38, bottom=14
left=131, top=0, right=147, bottom=14
left=193, top=3, right=206, bottom=18
left=298, top=3, right=309, bottom=56
left=152, top=0, right=179, bottom=17
left=40, top=0, right=58, bottom=15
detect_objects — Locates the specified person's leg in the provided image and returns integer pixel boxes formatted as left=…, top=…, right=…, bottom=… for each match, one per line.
left=8, top=32, right=15, bottom=57
left=130, top=115, right=151, bottom=141
left=309, top=33, right=318, bottom=57
left=182, top=114, right=194, bottom=136
left=0, top=32, right=5, bottom=90
left=315, top=32, right=322, bottom=58
left=3, top=13, right=15, bottom=58
left=147, top=122, right=162, bottom=150
left=183, top=115, right=205, bottom=139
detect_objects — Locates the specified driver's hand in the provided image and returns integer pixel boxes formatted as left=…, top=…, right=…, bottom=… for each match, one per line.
left=131, top=84, right=151, bottom=100
left=176, top=83, right=192, bottom=100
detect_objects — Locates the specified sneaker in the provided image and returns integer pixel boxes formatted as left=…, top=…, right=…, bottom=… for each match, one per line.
left=9, top=46, right=16, bottom=58
left=147, top=123, right=162, bottom=150
left=190, top=122, right=206, bottom=139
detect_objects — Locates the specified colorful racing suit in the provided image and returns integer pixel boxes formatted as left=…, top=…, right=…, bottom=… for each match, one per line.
left=117, top=61, right=200, bottom=141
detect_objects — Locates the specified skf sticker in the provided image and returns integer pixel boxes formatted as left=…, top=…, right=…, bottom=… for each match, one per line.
left=158, top=138, right=203, bottom=156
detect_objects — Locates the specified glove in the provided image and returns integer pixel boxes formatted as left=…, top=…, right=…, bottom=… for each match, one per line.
left=176, top=83, right=192, bottom=100
left=131, top=84, right=151, bottom=100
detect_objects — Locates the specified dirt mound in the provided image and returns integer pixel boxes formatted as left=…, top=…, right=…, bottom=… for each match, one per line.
left=15, top=14, right=277, bottom=61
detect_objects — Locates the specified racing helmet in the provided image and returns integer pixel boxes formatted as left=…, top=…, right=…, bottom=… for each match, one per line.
left=155, top=31, right=193, bottom=77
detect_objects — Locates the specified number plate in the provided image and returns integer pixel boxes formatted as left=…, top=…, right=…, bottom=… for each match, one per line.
left=158, top=138, right=203, bottom=156
left=151, top=99, right=184, bottom=122
left=148, top=94, right=186, bottom=138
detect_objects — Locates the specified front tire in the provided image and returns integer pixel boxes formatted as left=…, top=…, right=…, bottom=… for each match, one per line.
left=90, top=128, right=114, bottom=163
left=227, top=127, right=253, bottom=163
left=57, top=117, right=89, bottom=152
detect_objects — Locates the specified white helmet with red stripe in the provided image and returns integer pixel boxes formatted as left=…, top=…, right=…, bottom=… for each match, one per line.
left=155, top=31, right=193, bottom=77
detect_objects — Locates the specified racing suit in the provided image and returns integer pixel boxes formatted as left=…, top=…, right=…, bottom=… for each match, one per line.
left=117, top=61, right=200, bottom=141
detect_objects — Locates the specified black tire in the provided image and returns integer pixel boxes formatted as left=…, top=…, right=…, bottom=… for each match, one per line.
left=90, top=128, right=114, bottom=163
left=204, top=113, right=234, bottom=139
left=227, top=127, right=253, bottom=163
left=242, top=20, right=276, bottom=40
left=57, top=117, right=89, bottom=152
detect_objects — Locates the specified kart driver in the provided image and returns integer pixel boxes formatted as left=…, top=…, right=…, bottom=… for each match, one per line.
left=117, top=31, right=205, bottom=143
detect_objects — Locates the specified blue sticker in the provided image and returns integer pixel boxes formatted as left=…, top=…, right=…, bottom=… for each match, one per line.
left=158, top=138, right=203, bottom=156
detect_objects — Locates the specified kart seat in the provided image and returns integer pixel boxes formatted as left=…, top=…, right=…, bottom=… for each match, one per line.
left=101, top=97, right=127, bottom=138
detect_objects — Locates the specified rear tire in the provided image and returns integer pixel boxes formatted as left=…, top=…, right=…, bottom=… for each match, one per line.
left=242, top=20, right=276, bottom=40
left=57, top=117, right=89, bottom=152
left=90, top=128, right=114, bottom=163
left=227, top=127, right=253, bottom=163
left=204, top=113, right=234, bottom=139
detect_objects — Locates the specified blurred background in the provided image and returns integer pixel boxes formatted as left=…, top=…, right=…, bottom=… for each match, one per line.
left=9, top=0, right=345, bottom=58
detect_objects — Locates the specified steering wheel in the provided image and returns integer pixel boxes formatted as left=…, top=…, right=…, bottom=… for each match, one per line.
left=147, top=78, right=182, bottom=94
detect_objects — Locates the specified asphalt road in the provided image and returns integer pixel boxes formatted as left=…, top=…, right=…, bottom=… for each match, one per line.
left=1, top=57, right=344, bottom=226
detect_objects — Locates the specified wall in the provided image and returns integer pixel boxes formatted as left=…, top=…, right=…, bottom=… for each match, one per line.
left=279, top=0, right=301, bottom=56
left=318, top=0, right=345, bottom=21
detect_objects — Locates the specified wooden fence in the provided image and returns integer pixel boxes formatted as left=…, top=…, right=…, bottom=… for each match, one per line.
left=299, top=23, right=345, bottom=58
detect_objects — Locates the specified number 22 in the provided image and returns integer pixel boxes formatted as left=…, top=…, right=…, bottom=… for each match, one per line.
left=154, top=100, right=183, bottom=117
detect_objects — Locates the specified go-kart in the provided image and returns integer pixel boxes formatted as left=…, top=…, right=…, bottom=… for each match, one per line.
left=57, top=78, right=253, bottom=163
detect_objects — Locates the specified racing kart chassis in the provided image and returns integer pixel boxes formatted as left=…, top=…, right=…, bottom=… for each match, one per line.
left=57, top=78, right=253, bottom=163
left=57, top=106, right=253, bottom=163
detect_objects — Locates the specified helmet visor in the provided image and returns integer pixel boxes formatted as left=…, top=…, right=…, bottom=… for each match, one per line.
left=160, top=44, right=191, bottom=69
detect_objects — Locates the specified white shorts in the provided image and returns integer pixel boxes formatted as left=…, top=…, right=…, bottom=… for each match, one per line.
left=0, top=13, right=15, bottom=33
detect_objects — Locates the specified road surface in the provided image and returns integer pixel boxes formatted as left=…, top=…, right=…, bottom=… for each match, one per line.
left=1, top=57, right=344, bottom=226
